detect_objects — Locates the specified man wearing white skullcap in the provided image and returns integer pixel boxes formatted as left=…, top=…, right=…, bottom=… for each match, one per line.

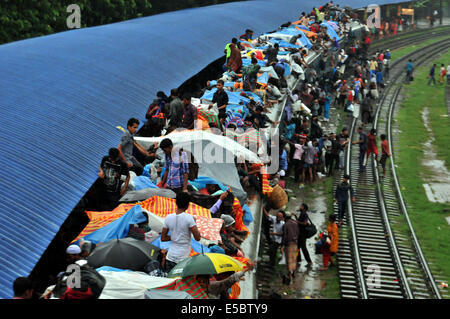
left=65, top=244, right=82, bottom=264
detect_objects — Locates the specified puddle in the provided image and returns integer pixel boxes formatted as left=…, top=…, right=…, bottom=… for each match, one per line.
left=420, top=108, right=450, bottom=203
left=284, top=179, right=329, bottom=298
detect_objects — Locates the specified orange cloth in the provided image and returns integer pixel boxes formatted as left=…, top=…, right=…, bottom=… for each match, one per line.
left=232, top=198, right=249, bottom=237
left=138, top=196, right=212, bottom=219
left=327, top=222, right=339, bottom=253
left=294, top=26, right=318, bottom=38
left=229, top=282, right=241, bottom=299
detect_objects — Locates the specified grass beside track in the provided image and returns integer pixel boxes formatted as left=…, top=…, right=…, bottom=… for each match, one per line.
left=390, top=35, right=450, bottom=62
left=371, top=26, right=450, bottom=49
left=394, top=49, right=450, bottom=293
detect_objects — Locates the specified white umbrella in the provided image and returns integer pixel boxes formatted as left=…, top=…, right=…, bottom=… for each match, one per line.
left=134, top=130, right=262, bottom=164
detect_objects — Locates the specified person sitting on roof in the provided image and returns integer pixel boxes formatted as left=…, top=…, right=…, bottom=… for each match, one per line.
left=195, top=261, right=256, bottom=299
left=98, top=147, right=130, bottom=211
left=161, top=192, right=201, bottom=273
left=79, top=239, right=96, bottom=258
left=266, top=77, right=282, bottom=104
left=181, top=93, right=197, bottom=130
left=206, top=190, right=230, bottom=217
left=13, top=277, right=33, bottom=299
left=65, top=244, right=84, bottom=267
left=239, top=29, right=254, bottom=41
left=242, top=57, right=261, bottom=91
left=219, top=214, right=244, bottom=257
left=264, top=43, right=279, bottom=64
left=127, top=211, right=151, bottom=241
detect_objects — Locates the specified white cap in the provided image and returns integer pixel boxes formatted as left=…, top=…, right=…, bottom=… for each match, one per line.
left=279, top=170, right=286, bottom=177
left=66, top=244, right=81, bottom=255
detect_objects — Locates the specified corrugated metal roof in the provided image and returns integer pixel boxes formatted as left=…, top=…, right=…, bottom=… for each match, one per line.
left=0, top=0, right=397, bottom=298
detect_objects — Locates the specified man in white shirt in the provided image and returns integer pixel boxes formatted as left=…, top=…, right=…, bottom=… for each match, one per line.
left=161, top=192, right=201, bottom=272
left=263, top=210, right=285, bottom=266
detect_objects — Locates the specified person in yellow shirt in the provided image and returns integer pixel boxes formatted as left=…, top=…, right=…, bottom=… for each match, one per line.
left=369, top=58, right=378, bottom=71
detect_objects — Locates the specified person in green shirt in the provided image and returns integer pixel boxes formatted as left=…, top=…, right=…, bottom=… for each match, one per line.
left=242, top=57, right=260, bottom=91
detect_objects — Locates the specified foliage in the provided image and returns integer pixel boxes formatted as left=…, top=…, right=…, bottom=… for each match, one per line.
left=0, top=0, right=240, bottom=44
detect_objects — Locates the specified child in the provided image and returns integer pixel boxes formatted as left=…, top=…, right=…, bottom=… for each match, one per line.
left=320, top=214, right=338, bottom=270
left=380, top=134, right=391, bottom=177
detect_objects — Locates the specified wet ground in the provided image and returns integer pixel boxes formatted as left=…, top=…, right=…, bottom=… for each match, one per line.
left=256, top=104, right=343, bottom=299
left=420, top=107, right=450, bottom=204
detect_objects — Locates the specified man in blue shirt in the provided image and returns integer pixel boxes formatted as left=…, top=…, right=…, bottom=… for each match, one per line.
left=352, top=127, right=368, bottom=173
left=427, top=64, right=436, bottom=85
left=405, top=59, right=414, bottom=84
left=160, top=138, right=189, bottom=195
left=334, top=174, right=356, bottom=226
left=376, top=69, right=383, bottom=90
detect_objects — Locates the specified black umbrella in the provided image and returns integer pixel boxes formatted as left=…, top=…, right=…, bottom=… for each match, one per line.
left=87, top=237, right=160, bottom=271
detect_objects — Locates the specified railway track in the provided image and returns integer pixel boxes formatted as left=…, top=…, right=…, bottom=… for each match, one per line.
left=336, top=37, right=450, bottom=299
left=369, top=26, right=450, bottom=53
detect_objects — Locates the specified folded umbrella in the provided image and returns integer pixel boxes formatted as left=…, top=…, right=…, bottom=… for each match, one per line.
left=168, top=253, right=245, bottom=278
left=87, top=237, right=160, bottom=271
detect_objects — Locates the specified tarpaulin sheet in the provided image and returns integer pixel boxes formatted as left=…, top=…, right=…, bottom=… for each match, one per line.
left=80, top=205, right=147, bottom=244
left=201, top=88, right=262, bottom=105
left=98, top=271, right=175, bottom=299
left=138, top=196, right=212, bottom=219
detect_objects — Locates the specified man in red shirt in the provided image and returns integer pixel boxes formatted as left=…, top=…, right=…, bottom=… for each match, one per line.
left=380, top=134, right=391, bottom=177
left=366, top=129, right=378, bottom=165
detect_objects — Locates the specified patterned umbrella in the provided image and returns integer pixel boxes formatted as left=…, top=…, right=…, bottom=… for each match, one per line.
left=152, top=276, right=209, bottom=299
left=168, top=253, right=245, bottom=278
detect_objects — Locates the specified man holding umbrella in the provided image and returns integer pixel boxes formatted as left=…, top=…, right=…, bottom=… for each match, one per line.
left=161, top=192, right=201, bottom=272
left=195, top=261, right=256, bottom=299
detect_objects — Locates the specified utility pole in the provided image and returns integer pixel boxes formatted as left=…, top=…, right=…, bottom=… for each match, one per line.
left=439, top=0, right=443, bottom=25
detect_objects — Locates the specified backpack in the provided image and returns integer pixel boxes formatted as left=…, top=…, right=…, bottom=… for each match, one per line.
left=54, top=260, right=106, bottom=299
left=315, top=231, right=330, bottom=254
